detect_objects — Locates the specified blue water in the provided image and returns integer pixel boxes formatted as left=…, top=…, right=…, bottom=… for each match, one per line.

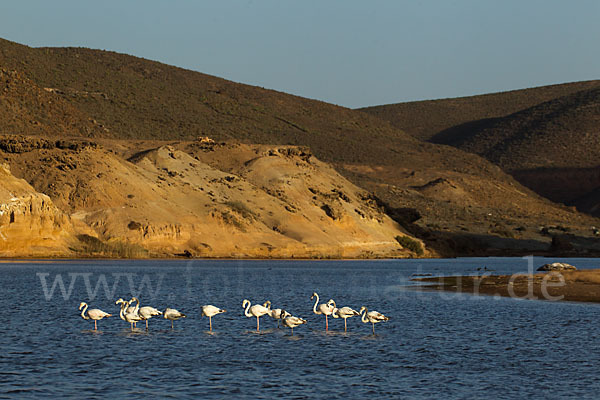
left=1, top=257, right=600, bottom=399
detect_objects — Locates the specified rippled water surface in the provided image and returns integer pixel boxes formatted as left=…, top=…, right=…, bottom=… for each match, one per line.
left=2, top=257, right=600, bottom=399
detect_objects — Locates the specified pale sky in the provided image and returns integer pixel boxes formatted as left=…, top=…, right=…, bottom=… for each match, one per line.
left=1, top=0, right=599, bottom=108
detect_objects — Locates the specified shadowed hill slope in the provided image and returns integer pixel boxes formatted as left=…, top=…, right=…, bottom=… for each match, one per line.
left=431, top=87, right=600, bottom=171
left=428, top=87, right=600, bottom=217
left=362, top=81, right=600, bottom=218
left=360, top=80, right=600, bottom=141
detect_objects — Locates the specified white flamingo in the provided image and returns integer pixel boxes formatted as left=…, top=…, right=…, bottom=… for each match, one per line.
left=79, top=302, right=112, bottom=330
left=242, top=299, right=271, bottom=332
left=332, top=303, right=361, bottom=332
left=269, top=308, right=290, bottom=328
left=164, top=308, right=186, bottom=329
left=311, top=292, right=335, bottom=331
left=115, top=298, right=143, bottom=331
left=359, top=306, right=390, bottom=334
left=130, top=297, right=162, bottom=330
left=201, top=305, right=226, bottom=332
left=281, top=314, right=307, bottom=336
left=264, top=301, right=289, bottom=328
left=127, top=297, right=140, bottom=327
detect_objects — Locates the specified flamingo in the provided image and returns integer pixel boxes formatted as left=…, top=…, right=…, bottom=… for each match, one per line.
left=115, top=298, right=143, bottom=331
left=127, top=297, right=140, bottom=327
left=201, top=305, right=226, bottom=332
left=311, top=292, right=335, bottom=331
left=242, top=299, right=271, bottom=332
left=281, top=313, right=307, bottom=336
left=164, top=308, right=186, bottom=329
left=359, top=306, right=389, bottom=334
left=332, top=303, right=361, bottom=332
left=79, top=302, right=112, bottom=330
left=263, top=301, right=288, bottom=328
left=269, top=308, right=290, bottom=328
left=131, top=297, right=162, bottom=330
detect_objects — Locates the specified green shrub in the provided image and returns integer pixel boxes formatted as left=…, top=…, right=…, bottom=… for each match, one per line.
left=395, top=235, right=424, bottom=256
left=76, top=234, right=148, bottom=258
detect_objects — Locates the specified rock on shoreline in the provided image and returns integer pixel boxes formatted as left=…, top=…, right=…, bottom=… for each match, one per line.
left=537, top=262, right=577, bottom=271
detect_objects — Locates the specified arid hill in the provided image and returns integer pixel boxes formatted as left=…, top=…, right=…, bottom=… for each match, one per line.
left=428, top=87, right=600, bottom=171
left=361, top=81, right=600, bottom=218
left=360, top=80, right=600, bottom=141
left=2, top=38, right=600, bottom=256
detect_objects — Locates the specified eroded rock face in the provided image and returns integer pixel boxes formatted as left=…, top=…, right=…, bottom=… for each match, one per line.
left=0, top=164, right=74, bottom=257
left=537, top=262, right=577, bottom=271
left=2, top=139, right=427, bottom=258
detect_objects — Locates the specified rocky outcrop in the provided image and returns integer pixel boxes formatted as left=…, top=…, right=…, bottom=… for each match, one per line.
left=537, top=262, right=577, bottom=271
left=0, top=163, right=74, bottom=257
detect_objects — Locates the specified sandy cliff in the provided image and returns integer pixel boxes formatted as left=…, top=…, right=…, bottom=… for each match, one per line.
left=0, top=163, right=74, bottom=256
left=1, top=135, right=422, bottom=258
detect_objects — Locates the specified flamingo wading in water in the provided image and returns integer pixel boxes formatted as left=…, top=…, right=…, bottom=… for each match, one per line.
left=115, top=298, right=143, bottom=331
left=79, top=302, right=112, bottom=330
left=311, top=292, right=335, bottom=331
left=201, top=305, right=226, bottom=332
left=265, top=301, right=289, bottom=328
left=332, top=303, right=361, bottom=332
left=242, top=299, right=271, bottom=332
left=130, top=297, right=162, bottom=330
left=281, top=313, right=307, bottom=336
left=164, top=308, right=186, bottom=329
left=359, top=306, right=389, bottom=334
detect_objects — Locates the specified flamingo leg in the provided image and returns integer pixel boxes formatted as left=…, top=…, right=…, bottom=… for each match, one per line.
left=146, top=320, right=149, bottom=330
left=325, top=314, right=328, bottom=331
left=171, top=320, right=174, bottom=330
left=256, top=316, right=260, bottom=332
left=372, top=323, right=375, bottom=335
left=94, top=320, right=97, bottom=330
left=344, top=318, right=347, bottom=332
left=209, top=316, right=213, bottom=332
left=291, top=327, right=294, bottom=336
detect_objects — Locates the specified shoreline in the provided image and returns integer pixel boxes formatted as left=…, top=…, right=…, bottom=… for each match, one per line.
left=413, top=269, right=600, bottom=303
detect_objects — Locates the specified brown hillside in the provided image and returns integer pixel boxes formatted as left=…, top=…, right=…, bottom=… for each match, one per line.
left=360, top=80, right=600, bottom=141
left=0, top=68, right=105, bottom=137
left=0, top=37, right=413, bottom=165
left=428, top=88, right=600, bottom=216
left=2, top=37, right=600, bottom=255
left=430, top=87, right=600, bottom=171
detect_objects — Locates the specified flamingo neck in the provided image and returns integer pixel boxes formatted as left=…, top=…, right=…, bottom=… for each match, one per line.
left=361, top=308, right=369, bottom=323
left=132, top=298, right=140, bottom=313
left=80, top=303, right=89, bottom=320
left=312, top=293, right=320, bottom=314
left=244, top=301, right=252, bottom=317
left=119, top=301, right=127, bottom=321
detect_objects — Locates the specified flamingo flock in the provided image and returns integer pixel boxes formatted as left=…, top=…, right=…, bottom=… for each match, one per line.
left=78, top=291, right=389, bottom=335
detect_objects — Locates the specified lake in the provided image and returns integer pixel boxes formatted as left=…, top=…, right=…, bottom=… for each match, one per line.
left=1, top=257, right=600, bottom=399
